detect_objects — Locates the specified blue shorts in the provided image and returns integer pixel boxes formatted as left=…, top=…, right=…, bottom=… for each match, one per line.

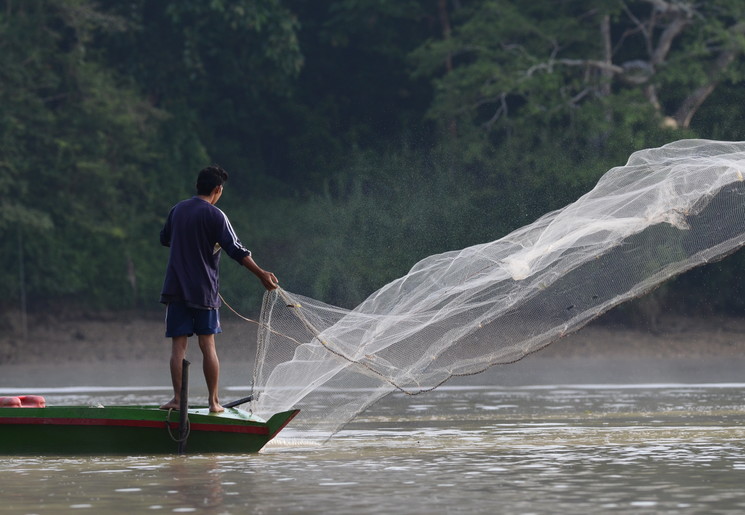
left=165, top=302, right=222, bottom=337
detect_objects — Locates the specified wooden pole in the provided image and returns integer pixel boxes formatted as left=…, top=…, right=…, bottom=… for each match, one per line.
left=223, top=395, right=253, bottom=409
left=178, top=359, right=190, bottom=455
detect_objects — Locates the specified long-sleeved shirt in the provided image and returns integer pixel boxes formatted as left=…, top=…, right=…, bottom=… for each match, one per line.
left=160, top=197, right=251, bottom=309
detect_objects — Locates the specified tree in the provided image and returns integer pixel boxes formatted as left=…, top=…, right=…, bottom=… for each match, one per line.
left=409, top=0, right=745, bottom=321
left=0, top=0, right=176, bottom=310
left=412, top=0, right=745, bottom=138
left=98, top=0, right=304, bottom=192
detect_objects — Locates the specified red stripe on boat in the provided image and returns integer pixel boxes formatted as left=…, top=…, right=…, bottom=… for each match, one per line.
left=0, top=417, right=269, bottom=435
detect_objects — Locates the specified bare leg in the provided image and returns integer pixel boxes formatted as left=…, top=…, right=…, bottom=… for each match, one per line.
left=198, top=334, right=224, bottom=413
left=160, top=335, right=188, bottom=410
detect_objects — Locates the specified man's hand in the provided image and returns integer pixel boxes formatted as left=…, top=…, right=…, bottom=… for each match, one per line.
left=241, top=254, right=280, bottom=290
left=258, top=270, right=279, bottom=290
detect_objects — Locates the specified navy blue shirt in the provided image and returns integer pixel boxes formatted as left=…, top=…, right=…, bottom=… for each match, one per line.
left=160, top=197, right=251, bottom=309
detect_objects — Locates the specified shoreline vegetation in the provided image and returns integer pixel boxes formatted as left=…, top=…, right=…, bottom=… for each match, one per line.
left=1, top=308, right=744, bottom=365
left=6, top=3, right=745, bottom=321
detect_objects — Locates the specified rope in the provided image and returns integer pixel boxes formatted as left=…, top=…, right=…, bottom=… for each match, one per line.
left=165, top=408, right=191, bottom=443
left=218, top=292, right=261, bottom=325
left=219, top=291, right=306, bottom=347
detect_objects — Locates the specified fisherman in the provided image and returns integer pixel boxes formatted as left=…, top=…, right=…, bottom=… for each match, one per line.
left=159, top=165, right=278, bottom=412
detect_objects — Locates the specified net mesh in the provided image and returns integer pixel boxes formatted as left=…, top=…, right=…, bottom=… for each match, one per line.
left=250, top=139, right=745, bottom=440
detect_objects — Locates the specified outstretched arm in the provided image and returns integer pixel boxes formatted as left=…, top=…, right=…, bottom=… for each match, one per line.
left=241, top=254, right=279, bottom=290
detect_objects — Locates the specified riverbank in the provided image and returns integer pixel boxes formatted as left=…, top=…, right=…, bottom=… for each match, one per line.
left=0, top=309, right=259, bottom=365
left=1, top=309, right=744, bottom=365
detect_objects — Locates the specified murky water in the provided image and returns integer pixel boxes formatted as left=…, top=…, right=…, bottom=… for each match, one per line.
left=1, top=361, right=744, bottom=514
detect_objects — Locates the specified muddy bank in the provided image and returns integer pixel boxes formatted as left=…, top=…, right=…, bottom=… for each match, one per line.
left=0, top=309, right=260, bottom=365
left=1, top=309, right=744, bottom=365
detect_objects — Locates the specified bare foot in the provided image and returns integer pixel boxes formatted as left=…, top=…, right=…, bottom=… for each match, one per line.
left=159, top=399, right=180, bottom=410
left=209, top=403, right=225, bottom=413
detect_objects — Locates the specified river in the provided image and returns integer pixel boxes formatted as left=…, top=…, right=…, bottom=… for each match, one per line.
left=0, top=357, right=744, bottom=514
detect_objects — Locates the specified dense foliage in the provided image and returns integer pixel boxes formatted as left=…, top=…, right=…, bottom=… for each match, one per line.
left=2, top=0, right=745, bottom=323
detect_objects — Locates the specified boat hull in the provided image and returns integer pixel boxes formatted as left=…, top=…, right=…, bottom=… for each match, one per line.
left=0, top=406, right=299, bottom=455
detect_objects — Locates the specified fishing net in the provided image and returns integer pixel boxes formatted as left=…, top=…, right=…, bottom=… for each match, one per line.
left=249, top=139, right=745, bottom=440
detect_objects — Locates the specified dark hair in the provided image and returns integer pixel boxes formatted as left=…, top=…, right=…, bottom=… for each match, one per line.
left=196, top=165, right=229, bottom=195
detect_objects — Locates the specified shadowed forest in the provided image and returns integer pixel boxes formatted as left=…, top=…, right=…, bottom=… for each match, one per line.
left=3, top=0, right=745, bottom=325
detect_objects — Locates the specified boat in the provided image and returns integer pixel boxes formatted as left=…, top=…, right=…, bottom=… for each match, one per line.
left=0, top=360, right=299, bottom=455
left=0, top=403, right=299, bottom=455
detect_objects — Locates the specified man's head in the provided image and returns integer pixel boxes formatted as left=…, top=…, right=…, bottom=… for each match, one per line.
left=196, top=165, right=229, bottom=196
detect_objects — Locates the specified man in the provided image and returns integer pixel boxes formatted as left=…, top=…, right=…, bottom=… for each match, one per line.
left=159, top=165, right=278, bottom=413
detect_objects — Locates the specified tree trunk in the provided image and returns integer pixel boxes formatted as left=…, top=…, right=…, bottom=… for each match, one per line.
left=438, top=0, right=457, bottom=138
left=600, top=14, right=612, bottom=98
left=18, top=228, right=28, bottom=341
left=674, top=47, right=739, bottom=128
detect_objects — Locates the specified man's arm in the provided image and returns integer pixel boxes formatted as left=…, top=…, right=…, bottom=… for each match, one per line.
left=213, top=207, right=278, bottom=289
left=241, top=254, right=279, bottom=290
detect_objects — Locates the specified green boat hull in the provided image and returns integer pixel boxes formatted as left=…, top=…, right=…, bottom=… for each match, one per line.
left=0, top=405, right=299, bottom=455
